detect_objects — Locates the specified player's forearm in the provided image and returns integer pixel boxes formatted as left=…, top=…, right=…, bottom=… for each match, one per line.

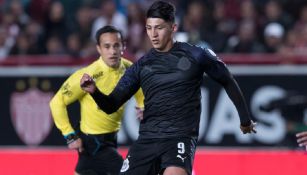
left=91, top=88, right=122, bottom=114
left=223, top=77, right=251, bottom=126
left=91, top=70, right=140, bottom=114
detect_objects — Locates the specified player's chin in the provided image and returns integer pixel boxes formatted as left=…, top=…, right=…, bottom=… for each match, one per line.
left=151, top=41, right=160, bottom=47
left=109, top=60, right=120, bottom=68
left=152, top=44, right=162, bottom=50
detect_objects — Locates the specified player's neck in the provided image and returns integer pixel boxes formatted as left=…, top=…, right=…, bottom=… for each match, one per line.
left=155, top=39, right=174, bottom=52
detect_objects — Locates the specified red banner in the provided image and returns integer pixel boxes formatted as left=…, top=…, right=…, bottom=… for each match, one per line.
left=0, top=148, right=306, bottom=175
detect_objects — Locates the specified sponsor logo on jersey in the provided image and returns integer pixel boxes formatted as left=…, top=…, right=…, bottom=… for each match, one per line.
left=177, top=154, right=187, bottom=162
left=92, top=71, right=103, bottom=80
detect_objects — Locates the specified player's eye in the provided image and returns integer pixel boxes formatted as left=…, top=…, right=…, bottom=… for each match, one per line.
left=113, top=44, right=120, bottom=49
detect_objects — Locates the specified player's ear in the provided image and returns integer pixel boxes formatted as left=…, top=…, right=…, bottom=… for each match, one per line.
left=121, top=41, right=126, bottom=55
left=96, top=44, right=101, bottom=55
left=172, top=23, right=178, bottom=32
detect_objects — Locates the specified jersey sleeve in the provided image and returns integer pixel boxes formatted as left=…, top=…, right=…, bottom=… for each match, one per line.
left=49, top=70, right=86, bottom=136
left=91, top=62, right=141, bottom=114
left=198, top=48, right=251, bottom=125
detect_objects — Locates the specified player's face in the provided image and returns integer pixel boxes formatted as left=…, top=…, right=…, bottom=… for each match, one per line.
left=146, top=18, right=176, bottom=52
left=96, top=32, right=123, bottom=68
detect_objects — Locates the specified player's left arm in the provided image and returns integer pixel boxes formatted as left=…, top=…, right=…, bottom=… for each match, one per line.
left=199, top=48, right=256, bottom=134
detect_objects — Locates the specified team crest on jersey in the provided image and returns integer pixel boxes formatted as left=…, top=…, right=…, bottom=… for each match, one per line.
left=10, top=79, right=54, bottom=146
left=120, top=157, right=130, bottom=172
left=177, top=56, right=191, bottom=71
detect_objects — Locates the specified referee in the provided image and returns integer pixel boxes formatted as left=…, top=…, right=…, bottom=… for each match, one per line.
left=50, top=26, right=144, bottom=175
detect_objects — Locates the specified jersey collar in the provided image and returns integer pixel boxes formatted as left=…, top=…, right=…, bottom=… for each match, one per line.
left=151, top=41, right=179, bottom=55
left=98, top=57, right=124, bottom=72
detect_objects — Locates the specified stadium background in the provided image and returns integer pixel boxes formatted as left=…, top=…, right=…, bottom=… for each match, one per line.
left=0, top=0, right=307, bottom=174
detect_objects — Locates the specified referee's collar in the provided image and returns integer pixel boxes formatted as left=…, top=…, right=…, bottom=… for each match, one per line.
left=98, top=57, right=123, bottom=72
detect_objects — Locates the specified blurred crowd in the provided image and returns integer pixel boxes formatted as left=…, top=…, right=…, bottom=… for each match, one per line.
left=0, top=0, right=307, bottom=61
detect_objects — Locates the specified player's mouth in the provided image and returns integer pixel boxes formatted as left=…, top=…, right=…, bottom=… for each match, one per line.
left=109, top=57, right=119, bottom=62
left=152, top=39, right=159, bottom=44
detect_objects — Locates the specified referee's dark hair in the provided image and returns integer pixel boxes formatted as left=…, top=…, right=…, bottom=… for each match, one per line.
left=95, top=25, right=124, bottom=45
left=146, top=1, right=175, bottom=23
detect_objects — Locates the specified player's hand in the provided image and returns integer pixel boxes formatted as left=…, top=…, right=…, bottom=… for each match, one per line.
left=80, top=73, right=96, bottom=93
left=240, top=120, right=257, bottom=134
left=135, top=106, right=144, bottom=120
left=68, top=138, right=84, bottom=153
left=296, top=131, right=307, bottom=147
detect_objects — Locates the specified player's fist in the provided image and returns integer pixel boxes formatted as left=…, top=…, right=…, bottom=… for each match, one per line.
left=240, top=120, right=257, bottom=134
left=80, top=73, right=96, bottom=93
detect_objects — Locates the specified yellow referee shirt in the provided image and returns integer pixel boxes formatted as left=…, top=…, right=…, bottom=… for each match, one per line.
left=50, top=57, right=144, bottom=136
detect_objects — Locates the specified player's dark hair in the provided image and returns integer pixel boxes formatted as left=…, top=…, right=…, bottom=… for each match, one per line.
left=95, top=25, right=123, bottom=45
left=146, top=1, right=175, bottom=23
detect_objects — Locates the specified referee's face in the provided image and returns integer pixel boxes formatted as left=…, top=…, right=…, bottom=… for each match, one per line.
left=146, top=18, right=176, bottom=52
left=96, top=32, right=123, bottom=68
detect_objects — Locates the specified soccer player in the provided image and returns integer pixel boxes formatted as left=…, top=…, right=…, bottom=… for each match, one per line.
left=80, top=1, right=256, bottom=175
left=49, top=25, right=144, bottom=175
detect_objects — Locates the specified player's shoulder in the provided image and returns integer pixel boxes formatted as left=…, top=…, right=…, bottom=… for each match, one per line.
left=174, top=42, right=205, bottom=59
left=181, top=42, right=218, bottom=58
left=177, top=41, right=201, bottom=53
left=181, top=42, right=207, bottom=52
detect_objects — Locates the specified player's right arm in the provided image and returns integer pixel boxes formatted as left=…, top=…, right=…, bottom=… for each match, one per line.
left=81, top=62, right=141, bottom=114
left=50, top=70, right=86, bottom=136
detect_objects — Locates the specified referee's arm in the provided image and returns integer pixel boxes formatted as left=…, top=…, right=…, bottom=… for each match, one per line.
left=50, top=71, right=85, bottom=136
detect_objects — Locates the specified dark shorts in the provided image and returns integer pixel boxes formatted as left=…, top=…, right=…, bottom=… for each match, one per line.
left=76, top=132, right=123, bottom=175
left=120, top=137, right=197, bottom=175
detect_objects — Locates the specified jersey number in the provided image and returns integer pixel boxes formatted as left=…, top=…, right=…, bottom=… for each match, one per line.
left=177, top=142, right=185, bottom=154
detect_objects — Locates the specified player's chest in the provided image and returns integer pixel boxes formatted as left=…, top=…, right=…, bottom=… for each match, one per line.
left=140, top=55, right=200, bottom=82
